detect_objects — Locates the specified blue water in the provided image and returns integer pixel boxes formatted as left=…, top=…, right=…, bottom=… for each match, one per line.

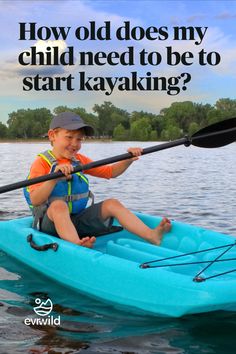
left=0, top=141, right=236, bottom=353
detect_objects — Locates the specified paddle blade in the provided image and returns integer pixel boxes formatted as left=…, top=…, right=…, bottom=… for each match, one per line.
left=192, top=117, right=236, bottom=148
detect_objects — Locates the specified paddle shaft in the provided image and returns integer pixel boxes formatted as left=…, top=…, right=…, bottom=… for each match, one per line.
left=0, top=137, right=188, bottom=194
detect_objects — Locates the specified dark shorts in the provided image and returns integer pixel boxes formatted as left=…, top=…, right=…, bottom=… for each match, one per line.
left=40, top=201, right=122, bottom=238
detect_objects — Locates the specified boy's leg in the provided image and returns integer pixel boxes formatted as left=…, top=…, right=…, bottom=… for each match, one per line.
left=46, top=200, right=96, bottom=247
left=101, top=199, right=171, bottom=245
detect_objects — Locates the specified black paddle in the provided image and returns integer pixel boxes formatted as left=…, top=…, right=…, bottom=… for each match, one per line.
left=0, top=117, right=236, bottom=194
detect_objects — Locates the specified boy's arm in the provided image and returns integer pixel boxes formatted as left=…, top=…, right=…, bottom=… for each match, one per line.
left=78, top=148, right=142, bottom=179
left=30, top=180, right=58, bottom=206
left=111, top=147, right=142, bottom=178
left=29, top=160, right=73, bottom=206
left=111, top=159, right=134, bottom=178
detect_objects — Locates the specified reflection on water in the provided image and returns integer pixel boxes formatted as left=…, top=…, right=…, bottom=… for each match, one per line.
left=0, top=141, right=236, bottom=353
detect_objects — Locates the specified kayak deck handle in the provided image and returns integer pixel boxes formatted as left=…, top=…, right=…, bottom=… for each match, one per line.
left=27, top=234, right=59, bottom=252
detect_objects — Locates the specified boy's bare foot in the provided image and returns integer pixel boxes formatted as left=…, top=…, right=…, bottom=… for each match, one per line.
left=149, top=217, right=171, bottom=245
left=78, top=236, right=96, bottom=248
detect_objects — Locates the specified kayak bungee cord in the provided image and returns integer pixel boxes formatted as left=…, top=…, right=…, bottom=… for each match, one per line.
left=140, top=241, right=236, bottom=267
left=140, top=241, right=236, bottom=282
left=140, top=257, right=236, bottom=268
left=193, top=242, right=235, bottom=282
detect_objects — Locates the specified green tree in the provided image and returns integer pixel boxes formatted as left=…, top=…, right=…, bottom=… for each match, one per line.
left=161, top=101, right=198, bottom=133
left=188, top=122, right=199, bottom=136
left=206, top=108, right=223, bottom=125
left=206, top=98, right=236, bottom=125
left=149, top=115, right=164, bottom=138
left=160, top=125, right=182, bottom=140
left=3, top=97, right=235, bottom=141
left=130, top=117, right=152, bottom=141
left=7, top=108, right=52, bottom=138
left=113, top=123, right=130, bottom=140
left=0, top=122, right=8, bottom=138
left=215, top=98, right=236, bottom=114
left=149, top=130, right=158, bottom=141
left=161, top=101, right=214, bottom=133
left=93, top=101, right=129, bottom=136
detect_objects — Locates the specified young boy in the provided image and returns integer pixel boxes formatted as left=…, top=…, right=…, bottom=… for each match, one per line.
left=25, top=112, right=171, bottom=248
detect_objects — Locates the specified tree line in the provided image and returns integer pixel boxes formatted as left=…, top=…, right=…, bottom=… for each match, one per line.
left=0, top=98, right=236, bottom=141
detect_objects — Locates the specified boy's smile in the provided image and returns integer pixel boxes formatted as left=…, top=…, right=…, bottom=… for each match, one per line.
left=48, top=128, right=85, bottom=160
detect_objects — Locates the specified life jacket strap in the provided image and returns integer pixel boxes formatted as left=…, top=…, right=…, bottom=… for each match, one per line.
left=32, top=204, right=48, bottom=230
left=49, top=192, right=90, bottom=203
left=89, top=191, right=95, bottom=205
left=38, top=150, right=57, bottom=166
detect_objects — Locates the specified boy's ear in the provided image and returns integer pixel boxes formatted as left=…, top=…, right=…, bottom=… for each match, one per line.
left=48, top=129, right=55, bottom=142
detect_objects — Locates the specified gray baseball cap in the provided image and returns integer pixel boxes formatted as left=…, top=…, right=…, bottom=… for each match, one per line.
left=50, top=112, right=94, bottom=136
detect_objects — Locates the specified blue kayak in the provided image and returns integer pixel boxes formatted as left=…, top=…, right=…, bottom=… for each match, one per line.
left=0, top=212, right=236, bottom=317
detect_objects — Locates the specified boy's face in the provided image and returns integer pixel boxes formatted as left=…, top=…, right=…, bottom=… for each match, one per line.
left=48, top=128, right=85, bottom=159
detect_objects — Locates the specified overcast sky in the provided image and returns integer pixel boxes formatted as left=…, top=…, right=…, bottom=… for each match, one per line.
left=0, top=0, right=236, bottom=123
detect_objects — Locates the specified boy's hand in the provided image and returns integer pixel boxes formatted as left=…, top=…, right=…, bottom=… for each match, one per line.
left=127, top=147, right=143, bottom=161
left=55, top=164, right=74, bottom=180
